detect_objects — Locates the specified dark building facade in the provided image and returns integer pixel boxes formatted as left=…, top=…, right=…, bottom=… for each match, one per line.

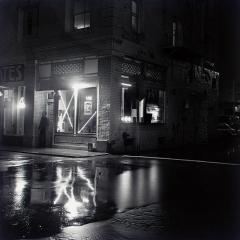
left=218, top=0, right=240, bottom=116
left=160, top=0, right=220, bottom=145
left=0, top=0, right=219, bottom=152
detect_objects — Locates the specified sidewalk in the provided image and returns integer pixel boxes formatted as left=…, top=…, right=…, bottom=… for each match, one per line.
left=0, top=145, right=108, bottom=158
left=32, top=204, right=172, bottom=240
left=32, top=204, right=223, bottom=240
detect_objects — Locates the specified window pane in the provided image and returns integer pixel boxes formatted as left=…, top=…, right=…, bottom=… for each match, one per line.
left=77, top=88, right=96, bottom=134
left=132, top=1, right=137, bottom=14
left=146, top=104, right=160, bottom=123
left=145, top=89, right=165, bottom=123
left=85, top=13, right=90, bottom=28
left=74, top=14, right=85, bottom=29
left=3, top=87, right=25, bottom=135
left=57, top=90, right=74, bottom=133
left=121, top=86, right=136, bottom=123
left=74, top=0, right=84, bottom=14
left=132, top=16, right=137, bottom=31
left=23, top=7, right=38, bottom=36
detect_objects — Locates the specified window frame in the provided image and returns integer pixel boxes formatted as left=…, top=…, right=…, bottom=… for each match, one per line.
left=22, top=6, right=39, bottom=38
left=145, top=89, right=166, bottom=124
left=73, top=0, right=91, bottom=30
left=131, top=0, right=141, bottom=34
left=120, top=82, right=137, bottom=124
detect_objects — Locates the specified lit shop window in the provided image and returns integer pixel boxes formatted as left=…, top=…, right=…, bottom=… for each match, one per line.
left=121, top=83, right=137, bottom=123
left=57, top=90, right=74, bottom=133
left=74, top=0, right=90, bottom=30
left=146, top=89, right=166, bottom=124
left=3, top=87, right=25, bottom=136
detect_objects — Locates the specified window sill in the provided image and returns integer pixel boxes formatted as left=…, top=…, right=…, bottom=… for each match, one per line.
left=70, top=27, right=92, bottom=34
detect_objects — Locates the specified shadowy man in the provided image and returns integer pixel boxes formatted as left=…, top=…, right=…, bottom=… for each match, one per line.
left=38, top=111, right=49, bottom=147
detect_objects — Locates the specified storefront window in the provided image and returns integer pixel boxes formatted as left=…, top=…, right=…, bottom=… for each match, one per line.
left=56, top=88, right=97, bottom=134
left=146, top=89, right=165, bottom=124
left=121, top=84, right=166, bottom=124
left=121, top=83, right=137, bottom=123
left=3, top=86, right=25, bottom=135
left=57, top=90, right=74, bottom=133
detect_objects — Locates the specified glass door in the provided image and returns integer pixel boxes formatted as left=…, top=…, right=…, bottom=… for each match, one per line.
left=56, top=87, right=96, bottom=135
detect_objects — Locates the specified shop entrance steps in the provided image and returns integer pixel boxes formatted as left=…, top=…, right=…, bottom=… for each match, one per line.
left=53, top=143, right=89, bottom=151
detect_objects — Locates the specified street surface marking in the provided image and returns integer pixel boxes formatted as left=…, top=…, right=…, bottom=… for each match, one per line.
left=122, top=155, right=240, bottom=166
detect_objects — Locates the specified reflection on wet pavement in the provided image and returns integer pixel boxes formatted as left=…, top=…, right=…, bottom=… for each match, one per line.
left=0, top=153, right=238, bottom=239
left=0, top=154, right=159, bottom=238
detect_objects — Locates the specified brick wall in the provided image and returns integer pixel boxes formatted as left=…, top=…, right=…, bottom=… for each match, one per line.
left=23, top=63, right=35, bottom=147
left=97, top=57, right=112, bottom=147
left=109, top=56, right=122, bottom=150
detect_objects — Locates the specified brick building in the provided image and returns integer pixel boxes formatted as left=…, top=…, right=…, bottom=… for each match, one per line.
left=0, top=0, right=219, bottom=152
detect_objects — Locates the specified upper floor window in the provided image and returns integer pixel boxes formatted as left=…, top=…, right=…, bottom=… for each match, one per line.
left=23, top=7, right=39, bottom=37
left=74, top=0, right=90, bottom=30
left=172, top=21, right=183, bottom=47
left=18, top=6, right=39, bottom=40
left=131, top=0, right=140, bottom=33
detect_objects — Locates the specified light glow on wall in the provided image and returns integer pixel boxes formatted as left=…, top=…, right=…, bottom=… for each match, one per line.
left=121, top=83, right=132, bottom=87
left=72, top=82, right=88, bottom=90
left=121, top=116, right=132, bottom=123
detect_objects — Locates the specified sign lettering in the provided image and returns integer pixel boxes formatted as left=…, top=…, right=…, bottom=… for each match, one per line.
left=0, top=64, right=24, bottom=82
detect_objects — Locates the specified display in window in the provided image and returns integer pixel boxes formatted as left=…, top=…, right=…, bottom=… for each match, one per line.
left=84, top=101, right=92, bottom=115
left=56, top=88, right=96, bottom=134
left=145, top=89, right=165, bottom=124
left=3, top=86, right=25, bottom=136
left=121, top=83, right=136, bottom=123
left=146, top=104, right=160, bottom=123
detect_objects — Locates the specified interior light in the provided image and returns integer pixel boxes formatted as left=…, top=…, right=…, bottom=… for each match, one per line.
left=121, top=75, right=129, bottom=79
left=121, top=116, right=132, bottom=123
left=72, top=83, right=89, bottom=90
left=121, top=83, right=132, bottom=87
left=86, top=96, right=92, bottom=101
left=18, top=97, right=25, bottom=109
left=0, top=91, right=3, bottom=97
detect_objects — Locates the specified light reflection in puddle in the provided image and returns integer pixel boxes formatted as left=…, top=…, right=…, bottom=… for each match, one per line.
left=0, top=159, right=163, bottom=238
left=54, top=166, right=96, bottom=220
left=14, top=168, right=28, bottom=208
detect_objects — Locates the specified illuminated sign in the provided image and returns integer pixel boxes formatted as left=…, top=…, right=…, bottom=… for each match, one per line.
left=0, top=64, right=24, bottom=82
left=84, top=101, right=92, bottom=115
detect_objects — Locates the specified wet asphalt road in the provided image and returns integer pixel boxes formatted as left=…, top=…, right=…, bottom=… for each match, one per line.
left=0, top=151, right=239, bottom=239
